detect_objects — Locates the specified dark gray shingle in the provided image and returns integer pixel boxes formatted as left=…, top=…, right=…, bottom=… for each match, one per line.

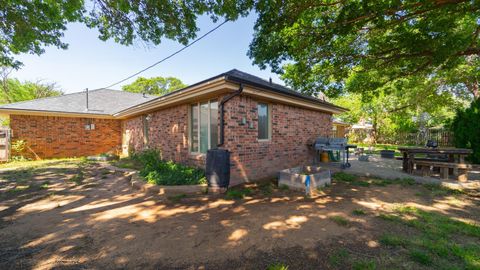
left=0, top=89, right=156, bottom=115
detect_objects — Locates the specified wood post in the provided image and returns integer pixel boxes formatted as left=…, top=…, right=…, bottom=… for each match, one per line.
left=421, top=165, right=431, bottom=177
left=440, top=167, right=449, bottom=180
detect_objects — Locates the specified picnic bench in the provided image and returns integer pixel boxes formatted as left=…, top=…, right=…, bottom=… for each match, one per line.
left=414, top=160, right=472, bottom=182
left=398, top=147, right=473, bottom=182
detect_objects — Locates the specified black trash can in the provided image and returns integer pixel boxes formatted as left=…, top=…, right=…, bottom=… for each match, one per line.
left=380, top=150, right=395, bottom=159
left=206, top=149, right=230, bottom=188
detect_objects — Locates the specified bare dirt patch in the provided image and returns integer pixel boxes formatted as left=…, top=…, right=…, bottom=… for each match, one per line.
left=0, top=162, right=479, bottom=269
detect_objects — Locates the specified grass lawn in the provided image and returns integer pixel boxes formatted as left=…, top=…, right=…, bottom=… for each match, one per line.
left=355, top=143, right=411, bottom=157
left=378, top=205, right=480, bottom=269
left=0, top=158, right=85, bottom=170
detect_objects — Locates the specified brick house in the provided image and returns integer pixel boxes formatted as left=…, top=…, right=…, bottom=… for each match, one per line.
left=0, top=70, right=346, bottom=185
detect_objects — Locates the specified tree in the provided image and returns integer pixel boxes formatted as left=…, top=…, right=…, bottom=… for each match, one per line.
left=247, top=0, right=480, bottom=98
left=0, top=0, right=251, bottom=68
left=3, top=1, right=478, bottom=101
left=0, top=67, right=63, bottom=104
left=122, top=76, right=187, bottom=96
left=452, top=99, right=480, bottom=163
left=332, top=75, right=466, bottom=143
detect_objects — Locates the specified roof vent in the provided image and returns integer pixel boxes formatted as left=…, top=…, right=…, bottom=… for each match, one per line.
left=85, top=88, right=89, bottom=111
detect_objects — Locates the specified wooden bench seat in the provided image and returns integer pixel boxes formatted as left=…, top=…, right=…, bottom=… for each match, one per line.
left=413, top=160, right=472, bottom=182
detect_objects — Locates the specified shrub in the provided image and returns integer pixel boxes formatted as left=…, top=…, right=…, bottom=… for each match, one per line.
left=132, top=150, right=206, bottom=185
left=11, top=140, right=28, bottom=160
left=451, top=99, right=480, bottom=163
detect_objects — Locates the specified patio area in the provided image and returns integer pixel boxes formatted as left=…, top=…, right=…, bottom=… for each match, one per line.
left=323, top=155, right=480, bottom=190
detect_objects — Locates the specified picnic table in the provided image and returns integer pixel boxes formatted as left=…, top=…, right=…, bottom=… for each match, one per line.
left=398, top=147, right=473, bottom=180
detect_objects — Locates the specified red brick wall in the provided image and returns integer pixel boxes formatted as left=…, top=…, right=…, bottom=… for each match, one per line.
left=10, top=115, right=122, bottom=159
left=122, top=104, right=205, bottom=168
left=223, top=95, right=332, bottom=185
left=122, top=94, right=332, bottom=186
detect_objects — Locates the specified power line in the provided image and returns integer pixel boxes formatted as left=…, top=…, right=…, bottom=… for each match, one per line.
left=102, top=19, right=230, bottom=89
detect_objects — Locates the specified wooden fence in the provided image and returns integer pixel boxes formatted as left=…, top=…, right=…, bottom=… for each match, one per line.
left=349, top=129, right=454, bottom=146
left=386, top=129, right=454, bottom=146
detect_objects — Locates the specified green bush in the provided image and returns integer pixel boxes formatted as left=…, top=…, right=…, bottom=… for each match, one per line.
left=132, top=150, right=206, bottom=185
left=11, top=140, right=29, bottom=161
left=451, top=99, right=480, bottom=163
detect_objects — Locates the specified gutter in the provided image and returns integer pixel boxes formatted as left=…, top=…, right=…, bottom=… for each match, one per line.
left=223, top=76, right=347, bottom=113
left=218, top=83, right=243, bottom=147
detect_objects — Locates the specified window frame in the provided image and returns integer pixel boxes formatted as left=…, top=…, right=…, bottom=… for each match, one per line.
left=257, top=102, right=272, bottom=142
left=189, top=99, right=218, bottom=154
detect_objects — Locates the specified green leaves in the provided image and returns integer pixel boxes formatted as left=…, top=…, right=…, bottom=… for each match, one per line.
left=121, top=76, right=187, bottom=96
left=0, top=0, right=84, bottom=68
left=248, top=0, right=480, bottom=98
left=452, top=99, right=480, bottom=163
left=0, top=68, right=63, bottom=104
left=1, top=1, right=254, bottom=68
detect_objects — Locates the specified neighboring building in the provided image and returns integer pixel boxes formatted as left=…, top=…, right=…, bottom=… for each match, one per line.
left=0, top=69, right=346, bottom=185
left=332, top=118, right=350, bottom=138
left=349, top=119, right=374, bottom=144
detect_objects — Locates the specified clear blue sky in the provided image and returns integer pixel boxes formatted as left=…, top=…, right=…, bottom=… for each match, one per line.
left=11, top=14, right=283, bottom=94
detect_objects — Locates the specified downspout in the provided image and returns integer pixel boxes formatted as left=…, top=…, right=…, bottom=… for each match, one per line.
left=218, top=83, right=243, bottom=147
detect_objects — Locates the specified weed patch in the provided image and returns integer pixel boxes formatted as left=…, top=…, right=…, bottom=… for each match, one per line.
left=168, top=194, right=187, bottom=202
left=40, top=181, right=50, bottom=189
left=328, top=248, right=349, bottom=267
left=352, top=180, right=370, bottom=187
left=352, top=209, right=366, bottom=216
left=352, top=259, right=376, bottom=270
left=259, top=181, right=274, bottom=195
left=379, top=234, right=406, bottom=247
left=266, top=263, right=288, bottom=270
left=70, top=170, right=84, bottom=185
left=409, top=249, right=432, bottom=265
left=329, top=215, right=349, bottom=226
left=7, top=185, right=30, bottom=194
left=225, top=188, right=252, bottom=200
left=423, top=184, right=464, bottom=197
left=333, top=172, right=357, bottom=182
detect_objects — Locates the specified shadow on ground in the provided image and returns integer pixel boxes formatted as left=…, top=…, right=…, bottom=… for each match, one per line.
left=0, top=161, right=479, bottom=269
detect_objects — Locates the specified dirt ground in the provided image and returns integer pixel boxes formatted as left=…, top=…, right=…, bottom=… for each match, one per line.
left=0, top=160, right=479, bottom=269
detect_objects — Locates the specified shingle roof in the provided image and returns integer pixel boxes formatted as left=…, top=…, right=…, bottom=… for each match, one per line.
left=223, top=69, right=338, bottom=107
left=143, top=69, right=343, bottom=110
left=0, top=69, right=346, bottom=117
left=0, top=89, right=156, bottom=115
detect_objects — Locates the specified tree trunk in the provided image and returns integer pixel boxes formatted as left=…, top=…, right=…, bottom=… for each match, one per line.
left=466, top=80, right=479, bottom=100
left=371, top=113, right=378, bottom=144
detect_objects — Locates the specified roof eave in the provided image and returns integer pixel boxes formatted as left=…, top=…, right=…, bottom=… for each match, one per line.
left=223, top=76, right=348, bottom=114
left=0, top=108, right=116, bottom=119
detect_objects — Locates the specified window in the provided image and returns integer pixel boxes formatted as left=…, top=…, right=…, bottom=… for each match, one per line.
left=190, top=100, right=218, bottom=153
left=258, top=103, right=270, bottom=140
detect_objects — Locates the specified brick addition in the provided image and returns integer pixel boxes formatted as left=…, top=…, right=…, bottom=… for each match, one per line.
left=122, top=94, right=332, bottom=186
